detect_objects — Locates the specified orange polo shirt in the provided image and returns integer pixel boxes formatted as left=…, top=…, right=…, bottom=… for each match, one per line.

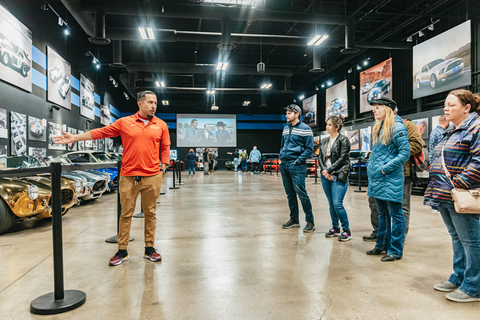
left=90, top=112, right=171, bottom=176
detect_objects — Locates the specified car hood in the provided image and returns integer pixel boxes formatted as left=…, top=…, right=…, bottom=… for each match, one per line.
left=430, top=59, right=461, bottom=72
left=0, top=177, right=51, bottom=198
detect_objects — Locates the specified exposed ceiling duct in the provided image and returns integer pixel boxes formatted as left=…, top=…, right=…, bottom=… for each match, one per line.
left=218, top=16, right=235, bottom=50
left=88, top=9, right=110, bottom=45
left=309, top=47, right=325, bottom=73
left=109, top=40, right=125, bottom=68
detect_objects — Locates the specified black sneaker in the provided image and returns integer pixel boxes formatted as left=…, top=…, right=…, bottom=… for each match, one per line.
left=363, top=232, right=377, bottom=242
left=339, top=230, right=352, bottom=242
left=325, top=227, right=340, bottom=238
left=303, top=222, right=315, bottom=233
left=282, top=219, right=300, bottom=229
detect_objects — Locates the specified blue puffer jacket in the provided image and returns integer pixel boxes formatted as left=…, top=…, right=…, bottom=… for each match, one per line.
left=367, top=116, right=410, bottom=203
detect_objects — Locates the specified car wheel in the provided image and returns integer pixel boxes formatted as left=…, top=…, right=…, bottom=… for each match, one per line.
left=416, top=79, right=421, bottom=90
left=21, top=64, right=28, bottom=77
left=430, top=75, right=437, bottom=89
left=2, top=53, right=9, bottom=66
left=387, top=86, right=390, bottom=93
left=0, top=200, right=15, bottom=235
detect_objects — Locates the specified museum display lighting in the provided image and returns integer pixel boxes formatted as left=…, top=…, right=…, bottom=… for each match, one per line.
left=327, top=81, right=332, bottom=86
left=138, top=27, right=155, bottom=40
left=405, top=19, right=440, bottom=42
left=216, top=62, right=229, bottom=71
left=42, top=2, right=71, bottom=36
left=299, top=95, right=305, bottom=100
left=321, top=84, right=325, bottom=88
left=206, top=90, right=215, bottom=94
left=123, top=92, right=129, bottom=100
left=162, top=100, right=169, bottom=105
left=307, top=35, right=329, bottom=46
left=260, top=83, right=272, bottom=89
left=155, top=81, right=165, bottom=87
left=243, top=101, right=251, bottom=106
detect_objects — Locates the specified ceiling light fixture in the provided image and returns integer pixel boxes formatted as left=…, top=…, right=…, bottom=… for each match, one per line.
left=123, top=92, right=129, bottom=100
left=327, top=81, right=332, bottom=86
left=428, top=24, right=434, bottom=31
left=162, top=100, right=169, bottom=105
left=321, top=84, right=325, bottom=88
left=405, top=19, right=440, bottom=42
left=307, top=34, right=329, bottom=46
left=155, top=81, right=166, bottom=87
left=406, top=36, right=413, bottom=42
left=138, top=27, right=155, bottom=40
left=216, top=62, right=229, bottom=71
left=299, top=95, right=305, bottom=100
left=85, top=50, right=101, bottom=69
left=43, top=2, right=71, bottom=36
left=243, top=101, right=251, bottom=106
left=206, top=90, right=215, bottom=95
left=261, top=83, right=272, bottom=89
left=418, top=30, right=425, bottom=37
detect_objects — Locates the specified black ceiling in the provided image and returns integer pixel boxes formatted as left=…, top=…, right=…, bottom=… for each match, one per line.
left=58, top=0, right=472, bottom=115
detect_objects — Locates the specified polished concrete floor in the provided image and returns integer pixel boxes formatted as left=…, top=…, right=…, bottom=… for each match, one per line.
left=0, top=171, right=479, bottom=319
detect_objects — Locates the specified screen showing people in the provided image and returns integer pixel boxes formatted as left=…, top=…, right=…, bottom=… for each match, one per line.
left=177, top=114, right=236, bottom=147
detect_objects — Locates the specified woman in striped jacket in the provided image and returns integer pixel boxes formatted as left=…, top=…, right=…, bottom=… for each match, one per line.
left=424, top=89, right=480, bottom=303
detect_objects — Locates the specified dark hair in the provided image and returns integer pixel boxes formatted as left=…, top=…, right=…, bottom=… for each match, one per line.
left=326, top=116, right=344, bottom=132
left=449, top=89, right=480, bottom=113
left=191, top=119, right=198, bottom=124
left=137, top=90, right=156, bottom=102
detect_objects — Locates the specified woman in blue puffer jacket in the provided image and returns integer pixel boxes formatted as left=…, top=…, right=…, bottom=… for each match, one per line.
left=366, top=97, right=410, bottom=262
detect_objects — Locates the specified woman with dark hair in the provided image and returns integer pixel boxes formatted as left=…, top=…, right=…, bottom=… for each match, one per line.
left=425, top=89, right=480, bottom=303
left=318, top=116, right=352, bottom=241
left=186, top=148, right=197, bottom=176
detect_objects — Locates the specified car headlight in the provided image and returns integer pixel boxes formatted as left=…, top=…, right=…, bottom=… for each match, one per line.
left=82, top=177, right=87, bottom=187
left=74, top=180, right=82, bottom=193
left=28, top=185, right=39, bottom=200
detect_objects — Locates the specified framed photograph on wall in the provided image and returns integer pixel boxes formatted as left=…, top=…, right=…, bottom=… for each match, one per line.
left=0, top=4, right=32, bottom=93
left=325, top=80, right=348, bottom=119
left=0, top=107, right=7, bottom=139
left=29, top=147, right=46, bottom=158
left=359, top=58, right=392, bottom=113
left=10, top=111, right=26, bottom=155
left=80, top=74, right=95, bottom=120
left=360, top=127, right=372, bottom=151
left=412, top=118, right=429, bottom=140
left=48, top=121, right=66, bottom=150
left=47, top=46, right=71, bottom=110
left=28, top=116, right=47, bottom=142
left=100, top=105, right=110, bottom=125
left=78, top=130, right=85, bottom=150
left=67, top=127, right=77, bottom=151
left=346, top=129, right=360, bottom=150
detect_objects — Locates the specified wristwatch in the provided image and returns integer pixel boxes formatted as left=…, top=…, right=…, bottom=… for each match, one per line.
left=160, top=169, right=167, bottom=174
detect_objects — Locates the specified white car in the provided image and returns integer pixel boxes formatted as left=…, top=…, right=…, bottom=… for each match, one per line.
left=361, top=82, right=372, bottom=94
left=49, top=65, right=63, bottom=83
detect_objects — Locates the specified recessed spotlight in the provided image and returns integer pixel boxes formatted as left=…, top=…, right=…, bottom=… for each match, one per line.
left=138, top=27, right=155, bottom=40
left=206, top=90, right=215, bottom=95
left=243, top=101, right=251, bottom=106
left=162, top=100, right=169, bottom=105
left=327, top=81, right=332, bottom=86
left=321, top=84, right=325, bottom=88
left=299, top=95, right=305, bottom=100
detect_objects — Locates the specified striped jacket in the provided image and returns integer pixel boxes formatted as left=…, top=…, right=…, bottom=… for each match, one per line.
left=424, top=112, right=480, bottom=206
left=279, top=121, right=314, bottom=164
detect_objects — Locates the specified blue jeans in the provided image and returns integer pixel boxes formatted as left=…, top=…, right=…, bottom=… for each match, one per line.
left=234, top=158, right=239, bottom=171
left=280, top=162, right=314, bottom=223
left=438, top=202, right=480, bottom=298
left=188, top=164, right=196, bottom=175
left=321, top=176, right=350, bottom=231
left=241, top=159, right=247, bottom=171
left=375, top=199, right=405, bottom=258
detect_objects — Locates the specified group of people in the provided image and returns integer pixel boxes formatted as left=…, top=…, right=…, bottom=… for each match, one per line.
left=184, top=119, right=232, bottom=144
left=278, top=90, right=480, bottom=303
left=53, top=88, right=480, bottom=304
left=228, top=147, right=262, bottom=173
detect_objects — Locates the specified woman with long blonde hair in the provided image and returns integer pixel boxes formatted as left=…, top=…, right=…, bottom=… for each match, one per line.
left=365, top=97, right=410, bottom=262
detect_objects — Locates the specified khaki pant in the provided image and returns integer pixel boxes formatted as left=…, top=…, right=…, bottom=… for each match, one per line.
left=118, top=174, right=163, bottom=250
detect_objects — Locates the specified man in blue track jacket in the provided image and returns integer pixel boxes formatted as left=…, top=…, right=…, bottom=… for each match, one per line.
left=279, top=104, right=315, bottom=232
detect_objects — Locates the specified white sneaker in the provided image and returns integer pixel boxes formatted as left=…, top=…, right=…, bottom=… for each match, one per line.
left=434, top=281, right=458, bottom=292
left=445, top=289, right=480, bottom=302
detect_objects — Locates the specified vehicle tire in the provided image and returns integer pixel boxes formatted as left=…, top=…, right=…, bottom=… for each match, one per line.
left=2, top=53, right=9, bottom=66
left=387, top=85, right=390, bottom=93
left=21, top=64, right=28, bottom=77
left=430, top=75, right=437, bottom=89
left=0, top=200, right=15, bottom=235
left=416, top=79, right=421, bottom=90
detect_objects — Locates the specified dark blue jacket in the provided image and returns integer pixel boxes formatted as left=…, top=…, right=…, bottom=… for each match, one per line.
left=279, top=121, right=314, bottom=164
left=186, top=152, right=197, bottom=166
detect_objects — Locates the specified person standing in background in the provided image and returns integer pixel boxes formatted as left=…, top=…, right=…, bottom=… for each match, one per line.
left=186, top=149, right=197, bottom=176
left=429, top=115, right=449, bottom=162
left=249, top=146, right=262, bottom=174
left=227, top=148, right=240, bottom=171
left=202, top=147, right=210, bottom=175
left=240, top=149, right=248, bottom=172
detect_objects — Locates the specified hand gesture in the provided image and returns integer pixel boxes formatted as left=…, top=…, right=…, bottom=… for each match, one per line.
left=52, top=130, right=74, bottom=145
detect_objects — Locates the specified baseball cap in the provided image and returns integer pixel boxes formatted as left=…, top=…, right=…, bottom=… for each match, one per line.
left=369, top=97, right=397, bottom=110
left=284, top=104, right=302, bottom=114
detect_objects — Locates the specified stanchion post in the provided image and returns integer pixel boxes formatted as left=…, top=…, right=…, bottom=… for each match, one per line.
left=177, top=161, right=184, bottom=185
left=30, top=162, right=86, bottom=315
left=354, top=157, right=366, bottom=193
left=313, top=156, right=318, bottom=184
left=170, top=161, right=179, bottom=189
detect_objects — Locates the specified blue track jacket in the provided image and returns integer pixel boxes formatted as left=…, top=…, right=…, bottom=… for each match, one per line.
left=279, top=121, right=314, bottom=164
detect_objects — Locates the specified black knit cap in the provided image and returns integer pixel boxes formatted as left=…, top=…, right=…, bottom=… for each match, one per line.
left=369, top=97, right=397, bottom=110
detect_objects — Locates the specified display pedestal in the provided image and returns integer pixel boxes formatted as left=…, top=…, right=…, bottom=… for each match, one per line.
left=31, top=290, right=86, bottom=315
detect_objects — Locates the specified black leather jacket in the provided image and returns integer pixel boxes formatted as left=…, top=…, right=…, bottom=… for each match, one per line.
left=318, top=134, right=351, bottom=183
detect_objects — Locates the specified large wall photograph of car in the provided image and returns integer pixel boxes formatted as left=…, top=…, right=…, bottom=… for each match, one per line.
left=360, top=127, right=372, bottom=152
left=28, top=147, right=46, bottom=158
left=325, top=80, right=348, bottom=119
left=105, top=138, right=114, bottom=152
left=413, top=20, right=471, bottom=99
left=302, top=94, right=317, bottom=127
left=27, top=116, right=47, bottom=142
left=80, top=74, right=95, bottom=120
left=100, top=105, right=110, bottom=125
left=0, top=107, right=7, bottom=139
left=0, top=5, right=32, bottom=93
left=48, top=121, right=66, bottom=150
left=359, top=58, right=392, bottom=113
left=177, top=114, right=237, bottom=147
left=67, top=127, right=77, bottom=151
left=47, top=46, right=71, bottom=110
left=10, top=111, right=26, bottom=155
left=345, top=129, right=360, bottom=151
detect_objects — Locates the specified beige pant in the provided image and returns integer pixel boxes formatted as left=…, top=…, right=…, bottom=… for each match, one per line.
left=118, top=174, right=163, bottom=250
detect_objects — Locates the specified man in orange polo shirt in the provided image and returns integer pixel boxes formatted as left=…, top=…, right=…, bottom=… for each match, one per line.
left=53, top=91, right=170, bottom=266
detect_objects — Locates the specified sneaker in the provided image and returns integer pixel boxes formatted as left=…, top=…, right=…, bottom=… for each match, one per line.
left=282, top=219, right=300, bottom=229
left=339, top=230, right=352, bottom=242
left=144, top=247, right=162, bottom=262
left=445, top=289, right=480, bottom=303
left=434, top=281, right=459, bottom=292
left=363, top=232, right=377, bottom=242
left=109, top=250, right=129, bottom=266
left=303, top=222, right=315, bottom=233
left=325, top=227, right=340, bottom=238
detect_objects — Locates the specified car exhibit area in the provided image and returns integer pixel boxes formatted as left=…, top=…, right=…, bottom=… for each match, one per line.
left=1, top=172, right=479, bottom=319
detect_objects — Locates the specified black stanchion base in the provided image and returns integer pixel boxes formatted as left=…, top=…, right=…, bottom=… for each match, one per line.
left=169, top=187, right=180, bottom=189
left=133, top=212, right=144, bottom=218
left=105, top=235, right=134, bottom=243
left=354, top=190, right=367, bottom=193
left=30, top=290, right=86, bottom=315
left=160, top=192, right=165, bottom=195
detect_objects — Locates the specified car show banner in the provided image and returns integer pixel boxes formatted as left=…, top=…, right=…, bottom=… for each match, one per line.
left=0, top=4, right=32, bottom=93
left=359, top=58, right=392, bottom=113
left=47, top=46, right=71, bottom=110
left=80, top=74, right=95, bottom=120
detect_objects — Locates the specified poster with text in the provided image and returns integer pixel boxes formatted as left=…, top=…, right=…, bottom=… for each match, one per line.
left=325, top=80, right=348, bottom=118
left=0, top=107, right=7, bottom=138
left=48, top=121, right=66, bottom=150
left=80, top=74, right=95, bottom=120
left=101, top=105, right=110, bottom=125
left=360, top=127, right=372, bottom=151
left=413, top=20, right=471, bottom=99
left=67, top=127, right=77, bottom=151
left=47, top=46, right=71, bottom=110
left=78, top=130, right=85, bottom=150
left=0, top=4, right=32, bottom=92
left=302, top=94, right=317, bottom=127
left=360, top=58, right=392, bottom=113
left=346, top=129, right=360, bottom=150
left=29, top=147, right=46, bottom=158
left=28, top=116, right=47, bottom=142
left=10, top=111, right=26, bottom=155
left=412, top=118, right=429, bottom=140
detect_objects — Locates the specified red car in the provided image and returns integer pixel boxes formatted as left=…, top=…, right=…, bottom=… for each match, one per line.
left=262, top=158, right=280, bottom=172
